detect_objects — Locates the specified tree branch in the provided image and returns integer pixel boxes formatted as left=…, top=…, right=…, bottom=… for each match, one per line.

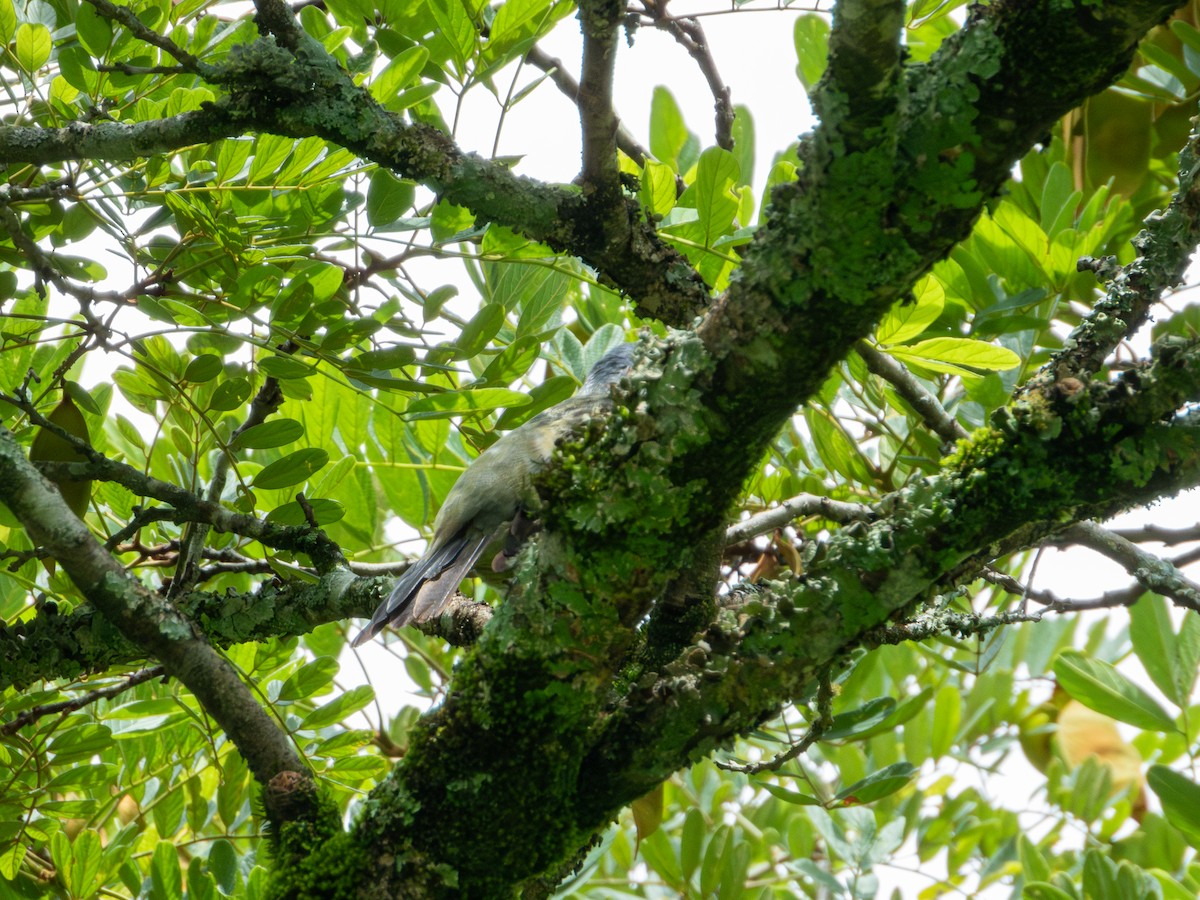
left=1061, top=520, right=1200, bottom=612
left=577, top=0, right=623, bottom=190
left=0, top=666, right=165, bottom=736
left=856, top=340, right=967, bottom=445
left=638, top=0, right=735, bottom=150
left=3, top=392, right=344, bottom=569
left=524, top=43, right=651, bottom=167
left=724, top=493, right=875, bottom=545
left=0, top=42, right=710, bottom=325
left=0, top=428, right=315, bottom=823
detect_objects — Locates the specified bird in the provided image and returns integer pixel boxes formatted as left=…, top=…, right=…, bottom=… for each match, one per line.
left=352, top=342, right=635, bottom=645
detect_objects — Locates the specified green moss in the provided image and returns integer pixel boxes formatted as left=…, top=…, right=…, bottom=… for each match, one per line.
left=267, top=798, right=367, bottom=900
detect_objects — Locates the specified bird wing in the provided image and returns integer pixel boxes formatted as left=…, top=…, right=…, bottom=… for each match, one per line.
left=403, top=531, right=493, bottom=625
left=351, top=526, right=495, bottom=646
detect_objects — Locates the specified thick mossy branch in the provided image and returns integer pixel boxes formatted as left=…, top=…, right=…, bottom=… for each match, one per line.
left=579, top=344, right=1200, bottom=813
left=1, top=569, right=379, bottom=691
left=692, top=1, right=1182, bottom=514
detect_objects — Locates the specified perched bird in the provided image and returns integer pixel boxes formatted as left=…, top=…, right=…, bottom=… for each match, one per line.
left=352, top=343, right=635, bottom=645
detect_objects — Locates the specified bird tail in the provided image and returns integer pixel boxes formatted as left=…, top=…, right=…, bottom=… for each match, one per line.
left=351, top=530, right=492, bottom=646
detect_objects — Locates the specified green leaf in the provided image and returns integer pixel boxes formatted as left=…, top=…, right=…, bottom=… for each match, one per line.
left=454, top=302, right=506, bottom=359
left=231, top=418, right=306, bottom=450
left=1130, top=594, right=1188, bottom=706
left=876, top=276, right=945, bottom=345
left=150, top=839, right=183, bottom=900
left=208, top=377, right=253, bottom=412
left=405, top=388, right=530, bottom=420
left=1054, top=651, right=1176, bottom=733
left=67, top=831, right=102, bottom=898
left=15, top=23, right=51, bottom=73
left=45, top=763, right=115, bottom=792
left=366, top=169, right=417, bottom=226
left=258, top=356, right=314, bottom=380
left=252, top=448, right=330, bottom=490
left=822, top=697, right=896, bottom=741
left=278, top=656, right=339, bottom=701
left=793, top=14, right=830, bottom=90
left=75, top=1, right=113, bottom=56
left=730, top=105, right=755, bottom=189
left=639, top=159, right=678, bottom=218
left=370, top=46, right=429, bottom=105
left=805, top=406, right=875, bottom=486
left=47, top=724, right=113, bottom=762
left=298, top=684, right=375, bottom=731
left=685, top=147, right=740, bottom=247
left=266, top=497, right=345, bottom=526
left=888, top=337, right=1020, bottom=375
left=834, top=762, right=916, bottom=805
left=760, top=782, right=822, bottom=806
left=930, top=684, right=961, bottom=758
left=0, top=843, right=25, bottom=880
left=428, top=0, right=475, bottom=74
left=184, top=354, right=223, bottom=383
left=486, top=0, right=551, bottom=57
left=208, top=839, right=239, bottom=895
left=1148, top=766, right=1200, bottom=844
left=0, top=0, right=15, bottom=44
left=649, top=86, right=697, bottom=174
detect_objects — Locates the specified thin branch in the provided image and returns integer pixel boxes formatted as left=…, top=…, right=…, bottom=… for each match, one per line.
left=0, top=666, right=166, bottom=736
left=577, top=0, right=624, bottom=190
left=638, top=1, right=734, bottom=150
left=716, top=672, right=834, bottom=775
left=524, top=44, right=652, bottom=168
left=856, top=340, right=967, bottom=445
left=1061, top=520, right=1200, bottom=612
left=725, top=494, right=874, bottom=545
left=171, top=368, right=286, bottom=599
left=1110, top=522, right=1200, bottom=546
left=0, top=202, right=169, bottom=312
left=4, top=393, right=344, bottom=570
left=83, top=0, right=217, bottom=78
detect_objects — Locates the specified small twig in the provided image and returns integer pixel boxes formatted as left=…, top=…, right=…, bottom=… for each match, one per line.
left=104, top=506, right=189, bottom=551
left=3, top=392, right=344, bottom=570
left=1, top=666, right=166, bottom=736
left=0, top=201, right=169, bottom=311
left=725, top=494, right=874, bottom=545
left=171, top=372, right=285, bottom=598
left=1109, top=522, right=1200, bottom=546
left=639, top=1, right=734, bottom=151
left=717, top=673, right=834, bottom=774
left=83, top=0, right=217, bottom=78
left=295, top=492, right=319, bottom=528
left=856, top=340, right=967, bottom=445
left=984, top=566, right=1154, bottom=614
